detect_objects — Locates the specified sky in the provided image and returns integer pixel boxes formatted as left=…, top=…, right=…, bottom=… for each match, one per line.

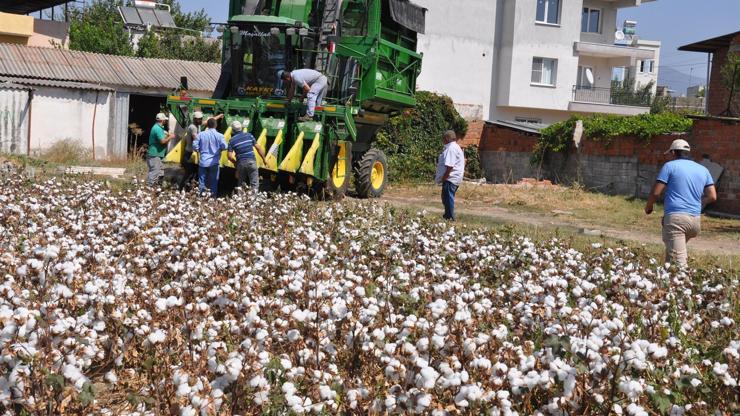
left=180, top=0, right=739, bottom=88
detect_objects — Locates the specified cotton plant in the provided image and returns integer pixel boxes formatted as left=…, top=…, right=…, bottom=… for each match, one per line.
left=0, top=170, right=736, bottom=415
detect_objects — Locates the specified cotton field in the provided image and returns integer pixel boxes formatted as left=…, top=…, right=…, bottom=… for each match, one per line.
left=0, top=173, right=737, bottom=415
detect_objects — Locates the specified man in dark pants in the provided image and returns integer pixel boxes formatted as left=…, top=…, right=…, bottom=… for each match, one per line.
left=180, top=111, right=202, bottom=190
left=227, top=120, right=266, bottom=191
left=434, top=130, right=465, bottom=220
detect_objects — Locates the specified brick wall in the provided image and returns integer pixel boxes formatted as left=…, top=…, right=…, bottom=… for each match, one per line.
left=479, top=117, right=740, bottom=214
left=708, top=33, right=740, bottom=117
left=458, top=120, right=485, bottom=148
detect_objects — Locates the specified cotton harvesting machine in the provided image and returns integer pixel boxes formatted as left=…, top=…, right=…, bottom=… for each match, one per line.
left=165, top=0, right=425, bottom=198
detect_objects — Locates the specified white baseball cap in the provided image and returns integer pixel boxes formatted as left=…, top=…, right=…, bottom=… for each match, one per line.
left=155, top=113, right=168, bottom=121
left=193, top=111, right=203, bottom=119
left=665, top=139, right=690, bottom=154
left=231, top=120, right=242, bottom=131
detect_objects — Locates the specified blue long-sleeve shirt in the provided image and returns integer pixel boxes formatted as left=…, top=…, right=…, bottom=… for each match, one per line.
left=193, top=128, right=226, bottom=167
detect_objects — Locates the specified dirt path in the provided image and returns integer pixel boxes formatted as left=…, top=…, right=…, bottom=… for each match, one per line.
left=382, top=195, right=740, bottom=256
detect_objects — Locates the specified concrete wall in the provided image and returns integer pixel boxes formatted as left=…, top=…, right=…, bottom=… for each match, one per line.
left=479, top=117, right=740, bottom=214
left=27, top=87, right=114, bottom=159
left=0, top=87, right=30, bottom=154
left=29, top=19, right=69, bottom=48
left=0, top=14, right=68, bottom=48
left=415, top=0, right=496, bottom=120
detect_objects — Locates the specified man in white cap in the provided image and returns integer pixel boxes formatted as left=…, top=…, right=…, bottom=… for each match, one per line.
left=180, top=112, right=224, bottom=190
left=434, top=130, right=465, bottom=221
left=645, top=139, right=717, bottom=267
left=280, top=69, right=328, bottom=121
left=227, top=120, right=266, bottom=190
left=147, top=113, right=175, bottom=186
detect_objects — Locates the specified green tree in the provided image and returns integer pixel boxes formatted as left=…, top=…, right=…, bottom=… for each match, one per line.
left=68, top=0, right=133, bottom=56
left=375, top=92, right=468, bottom=182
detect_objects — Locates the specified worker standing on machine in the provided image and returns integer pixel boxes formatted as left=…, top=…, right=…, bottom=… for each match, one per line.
left=279, top=69, right=328, bottom=121
left=193, top=118, right=226, bottom=197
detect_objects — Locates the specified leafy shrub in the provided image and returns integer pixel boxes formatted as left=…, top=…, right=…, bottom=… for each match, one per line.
left=376, top=91, right=467, bottom=182
left=464, top=145, right=485, bottom=179
left=532, top=113, right=693, bottom=164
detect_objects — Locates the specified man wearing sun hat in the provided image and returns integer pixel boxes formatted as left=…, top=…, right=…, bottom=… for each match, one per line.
left=147, top=112, right=175, bottom=186
left=645, top=139, right=717, bottom=267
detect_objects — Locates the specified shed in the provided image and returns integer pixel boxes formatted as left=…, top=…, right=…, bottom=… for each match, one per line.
left=0, top=43, right=221, bottom=159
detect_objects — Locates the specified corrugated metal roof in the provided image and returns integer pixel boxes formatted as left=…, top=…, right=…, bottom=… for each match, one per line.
left=0, top=43, right=221, bottom=94
left=0, top=76, right=114, bottom=92
left=0, top=81, right=32, bottom=91
left=489, top=120, right=549, bottom=134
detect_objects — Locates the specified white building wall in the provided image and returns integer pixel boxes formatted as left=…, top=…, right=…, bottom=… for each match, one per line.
left=492, top=0, right=583, bottom=119
left=0, top=87, right=30, bottom=155
left=632, top=40, right=660, bottom=95
left=29, top=86, right=113, bottom=159
left=414, top=0, right=496, bottom=120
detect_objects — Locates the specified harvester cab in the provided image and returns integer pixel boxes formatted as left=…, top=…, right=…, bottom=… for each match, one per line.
left=165, top=0, right=425, bottom=198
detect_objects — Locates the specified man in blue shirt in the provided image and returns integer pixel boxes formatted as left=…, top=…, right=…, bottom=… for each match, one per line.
left=227, top=120, right=266, bottom=191
left=193, top=118, right=227, bottom=197
left=645, top=139, right=717, bottom=267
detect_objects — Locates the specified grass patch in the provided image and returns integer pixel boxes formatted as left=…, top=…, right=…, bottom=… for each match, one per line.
left=388, top=182, right=740, bottom=242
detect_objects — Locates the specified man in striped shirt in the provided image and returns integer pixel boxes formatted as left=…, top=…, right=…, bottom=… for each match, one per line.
left=227, top=120, right=266, bottom=190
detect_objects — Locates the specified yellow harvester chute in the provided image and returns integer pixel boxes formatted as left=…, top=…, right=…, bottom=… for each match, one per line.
left=278, top=132, right=305, bottom=173
left=299, top=133, right=321, bottom=177
left=255, top=128, right=268, bottom=169
left=263, top=129, right=284, bottom=172
left=219, top=127, right=235, bottom=168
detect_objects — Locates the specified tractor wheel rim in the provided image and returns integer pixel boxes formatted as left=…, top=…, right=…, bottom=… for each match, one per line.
left=371, top=161, right=384, bottom=189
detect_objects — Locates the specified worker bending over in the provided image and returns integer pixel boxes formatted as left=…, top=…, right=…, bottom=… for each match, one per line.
left=280, top=69, right=328, bottom=121
left=227, top=120, right=266, bottom=191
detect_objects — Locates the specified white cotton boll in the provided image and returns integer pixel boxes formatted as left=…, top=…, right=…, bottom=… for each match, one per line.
left=54, top=284, right=73, bottom=299
left=180, top=406, right=197, bottom=416
left=147, top=329, right=166, bottom=344
left=93, top=320, right=106, bottom=331
left=249, top=375, right=268, bottom=388
left=292, top=309, right=308, bottom=322
left=282, top=382, right=297, bottom=395
left=416, top=392, right=432, bottom=409
left=720, top=317, right=734, bottom=327
left=155, top=298, right=167, bottom=312
left=618, top=379, right=643, bottom=401
left=177, top=383, right=192, bottom=397
left=416, top=366, right=439, bottom=389
left=286, top=329, right=301, bottom=342
left=627, top=403, right=648, bottom=416
left=104, top=370, right=118, bottom=384
left=62, top=364, right=88, bottom=390
left=319, top=385, right=336, bottom=401
left=689, top=378, right=701, bottom=387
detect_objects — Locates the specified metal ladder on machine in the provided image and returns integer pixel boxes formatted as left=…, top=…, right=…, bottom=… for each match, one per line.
left=315, top=0, right=341, bottom=78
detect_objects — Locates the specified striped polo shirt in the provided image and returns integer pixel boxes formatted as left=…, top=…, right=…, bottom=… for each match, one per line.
left=228, top=132, right=256, bottom=162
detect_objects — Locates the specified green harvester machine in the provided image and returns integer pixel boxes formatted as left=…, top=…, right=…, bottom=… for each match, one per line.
left=164, top=0, right=425, bottom=198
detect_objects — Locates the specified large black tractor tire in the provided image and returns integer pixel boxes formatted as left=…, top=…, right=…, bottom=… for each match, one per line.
left=324, top=142, right=352, bottom=200
left=354, top=148, right=388, bottom=198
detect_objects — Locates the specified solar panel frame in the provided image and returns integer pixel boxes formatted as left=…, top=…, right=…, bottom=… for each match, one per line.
left=137, top=8, right=159, bottom=27
left=120, top=7, right=144, bottom=26
left=153, top=9, right=177, bottom=28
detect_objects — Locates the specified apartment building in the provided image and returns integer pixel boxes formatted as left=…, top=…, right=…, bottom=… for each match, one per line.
left=415, top=0, right=661, bottom=124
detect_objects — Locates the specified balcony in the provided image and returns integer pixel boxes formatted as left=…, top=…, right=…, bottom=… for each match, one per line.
left=569, top=86, right=652, bottom=115
left=574, top=41, right=655, bottom=60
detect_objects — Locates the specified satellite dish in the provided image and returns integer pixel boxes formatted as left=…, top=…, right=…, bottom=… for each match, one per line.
left=585, top=68, right=594, bottom=85
left=615, top=30, right=625, bottom=41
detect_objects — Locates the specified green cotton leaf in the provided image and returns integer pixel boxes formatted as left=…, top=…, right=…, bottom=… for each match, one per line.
left=45, top=373, right=65, bottom=392
left=649, top=391, right=673, bottom=415
left=79, top=382, right=96, bottom=407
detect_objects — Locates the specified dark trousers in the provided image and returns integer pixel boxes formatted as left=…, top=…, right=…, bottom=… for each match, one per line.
left=236, top=159, right=259, bottom=189
left=441, top=181, right=459, bottom=220
left=179, top=151, right=198, bottom=190
left=198, top=165, right=220, bottom=197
